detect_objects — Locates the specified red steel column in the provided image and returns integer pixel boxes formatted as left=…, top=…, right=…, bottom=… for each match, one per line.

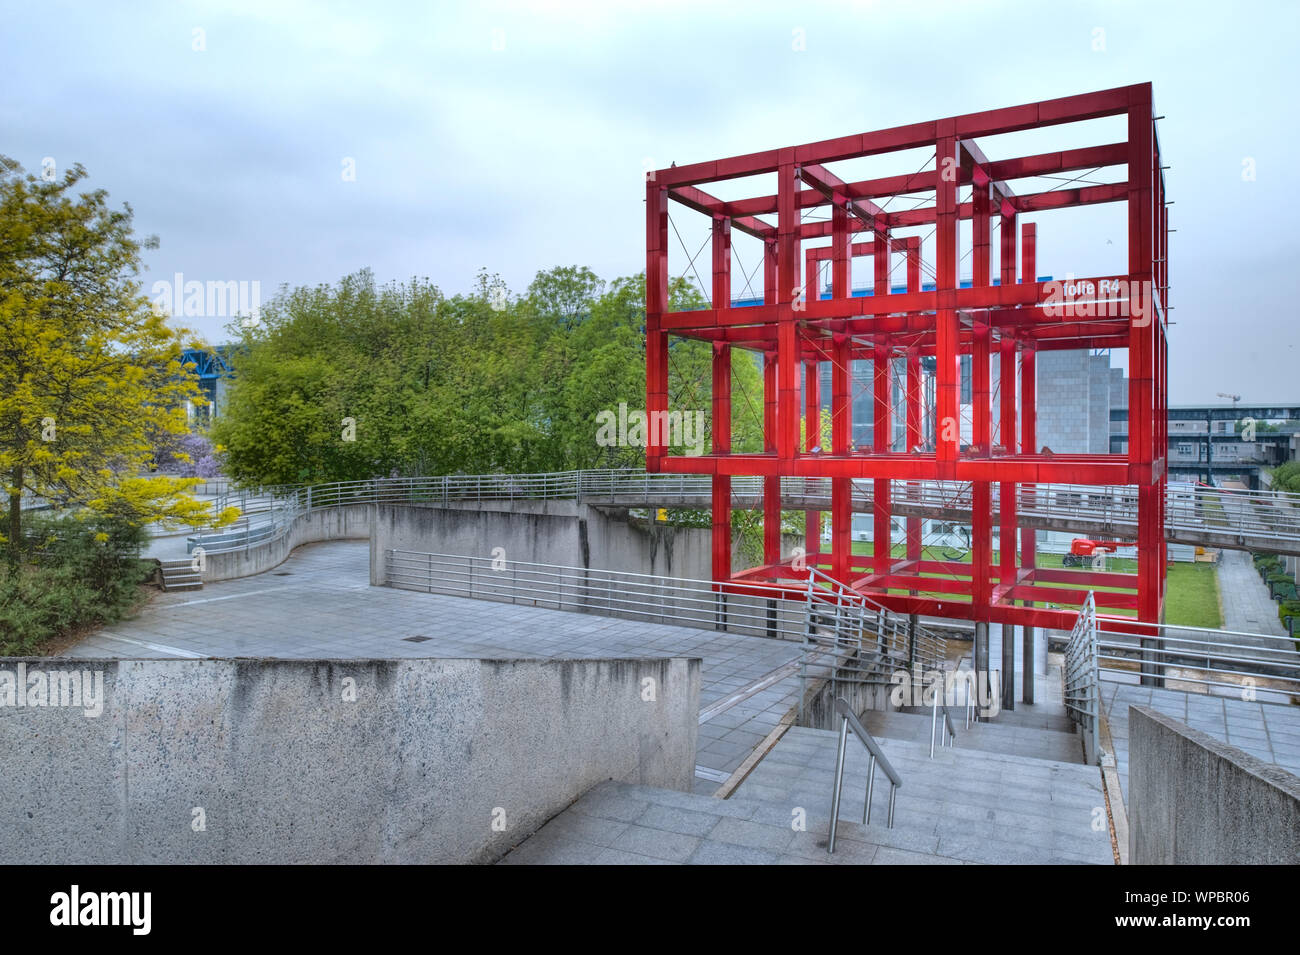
left=1019, top=223, right=1038, bottom=572
left=831, top=202, right=852, bottom=582
left=762, top=233, right=780, bottom=566
left=763, top=346, right=780, bottom=565
left=935, top=133, right=959, bottom=479
left=645, top=180, right=669, bottom=472
left=972, top=312, right=992, bottom=614
left=999, top=210, right=1019, bottom=587
left=972, top=176, right=993, bottom=618
left=906, top=348, right=922, bottom=566
left=999, top=335, right=1017, bottom=580
left=873, top=233, right=892, bottom=578
left=777, top=156, right=800, bottom=459
left=1019, top=344, right=1038, bottom=571
left=1128, top=88, right=1158, bottom=624
left=873, top=338, right=892, bottom=577
left=711, top=216, right=732, bottom=582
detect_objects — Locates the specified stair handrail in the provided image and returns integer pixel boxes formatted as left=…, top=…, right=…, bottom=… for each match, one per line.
left=828, top=697, right=901, bottom=854
left=929, top=692, right=958, bottom=758
left=803, top=565, right=947, bottom=673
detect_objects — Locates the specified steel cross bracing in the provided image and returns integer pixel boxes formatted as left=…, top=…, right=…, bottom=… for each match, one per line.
left=646, top=83, right=1171, bottom=634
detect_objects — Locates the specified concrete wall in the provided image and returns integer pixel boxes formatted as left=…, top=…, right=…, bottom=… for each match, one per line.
left=368, top=501, right=720, bottom=586
left=0, top=655, right=698, bottom=864
left=1128, top=705, right=1300, bottom=864
left=370, top=502, right=811, bottom=642
left=204, top=499, right=736, bottom=586
left=200, top=503, right=372, bottom=582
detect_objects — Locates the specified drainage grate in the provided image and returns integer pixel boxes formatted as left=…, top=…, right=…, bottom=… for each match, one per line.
left=403, top=635, right=432, bottom=643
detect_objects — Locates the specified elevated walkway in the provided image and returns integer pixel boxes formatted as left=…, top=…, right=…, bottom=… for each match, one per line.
left=177, top=470, right=1300, bottom=560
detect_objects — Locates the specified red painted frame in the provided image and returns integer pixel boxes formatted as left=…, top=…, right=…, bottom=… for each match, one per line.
left=646, top=84, right=1168, bottom=633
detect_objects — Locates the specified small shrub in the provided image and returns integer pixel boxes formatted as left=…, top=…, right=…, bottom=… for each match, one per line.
left=0, top=513, right=149, bottom=655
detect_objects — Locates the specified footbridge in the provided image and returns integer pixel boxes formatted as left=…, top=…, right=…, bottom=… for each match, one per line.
left=188, top=469, right=1300, bottom=557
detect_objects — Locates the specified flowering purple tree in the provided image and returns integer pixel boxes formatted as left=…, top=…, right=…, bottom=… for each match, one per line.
left=152, top=431, right=224, bottom=478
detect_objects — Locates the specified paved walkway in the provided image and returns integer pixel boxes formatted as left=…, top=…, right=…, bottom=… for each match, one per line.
left=65, top=541, right=804, bottom=794
left=1216, top=548, right=1287, bottom=636
left=1101, top=680, right=1300, bottom=803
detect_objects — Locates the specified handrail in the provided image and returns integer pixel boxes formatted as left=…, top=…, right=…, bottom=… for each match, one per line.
left=828, top=697, right=901, bottom=853
left=802, top=565, right=949, bottom=679
left=386, top=548, right=813, bottom=642
left=1062, top=592, right=1102, bottom=763
left=930, top=693, right=958, bottom=758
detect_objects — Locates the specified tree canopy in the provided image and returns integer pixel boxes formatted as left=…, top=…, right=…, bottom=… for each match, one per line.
left=211, top=265, right=766, bottom=485
left=0, top=157, right=224, bottom=558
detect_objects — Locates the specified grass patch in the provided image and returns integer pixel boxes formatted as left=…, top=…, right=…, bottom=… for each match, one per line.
left=1164, top=561, right=1223, bottom=629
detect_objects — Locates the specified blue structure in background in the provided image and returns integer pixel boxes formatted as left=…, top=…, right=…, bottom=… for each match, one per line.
left=182, top=345, right=236, bottom=419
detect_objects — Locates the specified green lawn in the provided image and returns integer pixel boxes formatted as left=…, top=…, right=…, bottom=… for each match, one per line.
left=1163, top=561, right=1223, bottom=629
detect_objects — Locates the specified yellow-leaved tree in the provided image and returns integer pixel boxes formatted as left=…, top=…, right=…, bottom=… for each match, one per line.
left=0, top=156, right=236, bottom=560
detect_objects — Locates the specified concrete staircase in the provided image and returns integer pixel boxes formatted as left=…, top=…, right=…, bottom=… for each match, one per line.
left=876, top=707, right=1086, bottom=764
left=498, top=703, right=1112, bottom=865
left=157, top=558, right=203, bottom=592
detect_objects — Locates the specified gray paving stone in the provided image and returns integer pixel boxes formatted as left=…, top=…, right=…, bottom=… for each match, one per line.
left=609, top=824, right=700, bottom=862
left=688, top=841, right=780, bottom=865
left=707, top=816, right=796, bottom=853
left=636, top=803, right=724, bottom=838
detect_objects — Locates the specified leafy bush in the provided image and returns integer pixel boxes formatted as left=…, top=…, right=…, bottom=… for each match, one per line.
left=1278, top=600, right=1300, bottom=634
left=0, top=513, right=150, bottom=655
left=1253, top=553, right=1282, bottom=577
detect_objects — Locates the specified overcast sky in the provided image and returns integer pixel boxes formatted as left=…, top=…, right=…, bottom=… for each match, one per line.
left=3, top=0, right=1296, bottom=404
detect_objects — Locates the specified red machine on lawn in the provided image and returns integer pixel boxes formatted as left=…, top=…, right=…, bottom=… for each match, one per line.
left=1062, top=539, right=1136, bottom=567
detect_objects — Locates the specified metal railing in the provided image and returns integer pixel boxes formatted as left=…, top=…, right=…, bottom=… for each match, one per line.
left=181, top=469, right=1300, bottom=557
left=1063, top=591, right=1102, bottom=764
left=930, top=694, right=958, bottom=758
left=828, top=697, right=901, bottom=853
left=1095, top=622, right=1300, bottom=701
left=386, top=549, right=816, bottom=641
left=799, top=565, right=948, bottom=693
left=383, top=550, right=954, bottom=675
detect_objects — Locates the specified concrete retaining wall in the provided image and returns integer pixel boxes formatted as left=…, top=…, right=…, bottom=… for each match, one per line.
left=371, top=502, right=808, bottom=641
left=369, top=500, right=738, bottom=585
left=1128, top=705, right=1300, bottom=864
left=0, top=655, right=699, bottom=864
left=200, top=504, right=372, bottom=581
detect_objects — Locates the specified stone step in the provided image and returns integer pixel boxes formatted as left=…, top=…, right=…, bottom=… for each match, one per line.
left=498, top=725, right=1113, bottom=865
left=868, top=707, right=1086, bottom=764
left=158, top=560, right=203, bottom=592
left=730, top=726, right=1111, bottom=864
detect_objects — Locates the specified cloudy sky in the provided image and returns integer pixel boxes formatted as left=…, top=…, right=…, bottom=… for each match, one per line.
left=3, top=0, right=1296, bottom=404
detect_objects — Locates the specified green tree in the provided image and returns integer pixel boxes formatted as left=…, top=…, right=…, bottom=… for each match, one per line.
left=212, top=265, right=767, bottom=485
left=0, top=157, right=217, bottom=559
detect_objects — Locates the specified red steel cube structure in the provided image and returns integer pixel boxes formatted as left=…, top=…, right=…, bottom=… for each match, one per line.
left=645, top=83, right=1168, bottom=634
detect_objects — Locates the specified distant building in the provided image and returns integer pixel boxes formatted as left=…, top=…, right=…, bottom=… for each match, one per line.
left=181, top=345, right=236, bottom=423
